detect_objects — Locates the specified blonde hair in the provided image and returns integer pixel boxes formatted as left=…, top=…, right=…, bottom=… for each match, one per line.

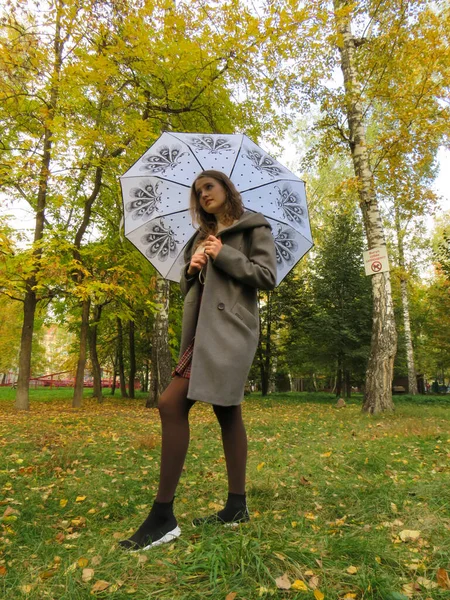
left=190, top=170, right=244, bottom=247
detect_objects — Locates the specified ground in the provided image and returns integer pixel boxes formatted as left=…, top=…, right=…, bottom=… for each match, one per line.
left=0, top=389, right=449, bottom=599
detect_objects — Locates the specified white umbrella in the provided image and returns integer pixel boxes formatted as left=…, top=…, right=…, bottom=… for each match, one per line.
left=120, top=132, right=313, bottom=285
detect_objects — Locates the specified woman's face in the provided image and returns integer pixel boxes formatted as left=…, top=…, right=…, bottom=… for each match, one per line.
left=194, top=177, right=227, bottom=217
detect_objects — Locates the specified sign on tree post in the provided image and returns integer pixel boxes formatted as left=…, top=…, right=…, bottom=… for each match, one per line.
left=363, top=246, right=390, bottom=276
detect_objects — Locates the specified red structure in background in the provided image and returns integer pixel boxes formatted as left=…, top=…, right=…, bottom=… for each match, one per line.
left=26, top=370, right=141, bottom=389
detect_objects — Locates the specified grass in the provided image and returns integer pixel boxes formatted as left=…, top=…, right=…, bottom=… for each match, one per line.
left=0, top=390, right=449, bottom=599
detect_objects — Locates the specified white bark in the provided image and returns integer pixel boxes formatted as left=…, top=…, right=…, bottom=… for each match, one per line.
left=395, top=209, right=418, bottom=395
left=148, top=275, right=172, bottom=407
left=334, top=1, right=397, bottom=413
left=400, top=278, right=418, bottom=394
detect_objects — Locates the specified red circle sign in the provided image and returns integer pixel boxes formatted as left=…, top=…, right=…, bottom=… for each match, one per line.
left=371, top=261, right=382, bottom=272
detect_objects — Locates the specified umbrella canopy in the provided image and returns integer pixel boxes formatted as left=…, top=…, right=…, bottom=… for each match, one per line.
left=120, top=132, right=313, bottom=285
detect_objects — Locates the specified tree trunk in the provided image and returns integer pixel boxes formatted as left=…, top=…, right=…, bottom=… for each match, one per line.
left=15, top=4, right=64, bottom=410
left=336, top=358, right=342, bottom=398
left=258, top=291, right=272, bottom=397
left=111, top=349, right=118, bottom=396
left=144, top=359, right=149, bottom=393
left=334, top=1, right=397, bottom=413
left=147, top=275, right=172, bottom=408
left=395, top=209, right=418, bottom=395
left=117, top=317, right=128, bottom=398
left=401, top=278, right=418, bottom=394
left=128, top=319, right=136, bottom=399
left=15, top=290, right=37, bottom=410
left=345, top=369, right=351, bottom=398
left=89, top=304, right=103, bottom=403
left=72, top=298, right=91, bottom=407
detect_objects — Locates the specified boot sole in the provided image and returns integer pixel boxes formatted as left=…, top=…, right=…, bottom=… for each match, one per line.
left=126, top=526, right=181, bottom=552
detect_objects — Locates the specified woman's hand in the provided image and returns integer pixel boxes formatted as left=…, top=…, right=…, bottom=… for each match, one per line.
left=204, top=235, right=223, bottom=260
left=187, top=251, right=208, bottom=276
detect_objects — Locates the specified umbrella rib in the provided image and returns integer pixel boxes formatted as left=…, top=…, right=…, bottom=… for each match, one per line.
left=169, top=132, right=205, bottom=172
left=228, top=134, right=244, bottom=180
left=119, top=174, right=191, bottom=188
left=239, top=178, right=306, bottom=194
left=244, top=209, right=313, bottom=243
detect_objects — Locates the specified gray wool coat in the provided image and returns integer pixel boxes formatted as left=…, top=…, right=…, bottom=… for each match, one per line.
left=179, top=211, right=277, bottom=406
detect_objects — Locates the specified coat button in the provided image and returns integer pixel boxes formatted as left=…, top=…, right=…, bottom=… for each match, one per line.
left=217, top=302, right=225, bottom=310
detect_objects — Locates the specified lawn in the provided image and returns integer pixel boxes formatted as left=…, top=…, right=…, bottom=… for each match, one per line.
left=0, top=390, right=449, bottom=599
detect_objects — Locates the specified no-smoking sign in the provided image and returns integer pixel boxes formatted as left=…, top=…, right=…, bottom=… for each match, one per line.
left=363, top=246, right=390, bottom=276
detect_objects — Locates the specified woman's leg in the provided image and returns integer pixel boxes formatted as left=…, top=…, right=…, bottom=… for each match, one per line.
left=192, top=404, right=249, bottom=525
left=120, top=376, right=195, bottom=549
left=156, top=376, right=195, bottom=502
left=213, top=404, right=247, bottom=495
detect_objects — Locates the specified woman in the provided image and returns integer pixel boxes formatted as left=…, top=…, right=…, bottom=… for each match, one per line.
left=120, top=170, right=277, bottom=551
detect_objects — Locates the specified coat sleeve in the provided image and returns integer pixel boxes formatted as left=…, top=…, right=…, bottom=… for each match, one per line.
left=212, top=225, right=277, bottom=290
left=180, top=262, right=198, bottom=297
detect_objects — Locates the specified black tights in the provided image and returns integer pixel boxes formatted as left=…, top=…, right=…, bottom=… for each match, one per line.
left=155, top=376, right=247, bottom=503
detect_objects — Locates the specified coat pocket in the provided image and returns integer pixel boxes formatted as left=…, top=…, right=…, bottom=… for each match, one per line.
left=232, top=302, right=258, bottom=332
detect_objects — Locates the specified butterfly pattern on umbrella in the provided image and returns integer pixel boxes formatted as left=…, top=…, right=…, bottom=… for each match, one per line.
left=275, top=185, right=305, bottom=225
left=190, top=136, right=232, bottom=154
left=140, top=145, right=185, bottom=174
left=141, top=219, right=180, bottom=262
left=126, top=180, right=162, bottom=221
left=244, top=149, right=284, bottom=178
left=273, top=224, right=299, bottom=266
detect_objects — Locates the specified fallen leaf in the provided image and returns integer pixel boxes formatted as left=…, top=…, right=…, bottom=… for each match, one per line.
left=402, top=583, right=421, bottom=597
left=208, top=502, right=223, bottom=511
left=3, top=506, right=19, bottom=517
left=60, top=499, right=68, bottom=507
left=320, top=452, right=332, bottom=458
left=20, top=585, right=33, bottom=593
left=346, top=566, right=358, bottom=574
left=225, top=593, right=237, bottom=600
left=82, top=568, right=94, bottom=582
left=91, top=556, right=102, bottom=566
left=78, top=557, right=89, bottom=568
left=314, top=590, right=325, bottom=600
left=65, top=562, right=78, bottom=574
left=276, top=573, right=291, bottom=590
left=309, top=576, right=319, bottom=590
left=342, top=594, right=357, bottom=599
left=273, top=552, right=286, bottom=561
left=304, top=512, right=317, bottom=520
left=292, top=579, right=308, bottom=591
left=416, top=577, right=438, bottom=590
left=0, top=566, right=6, bottom=576
left=91, top=580, right=110, bottom=593
left=137, top=555, right=148, bottom=565
left=399, top=530, right=421, bottom=542
left=300, top=476, right=311, bottom=486
left=39, top=569, right=57, bottom=580
left=76, top=496, right=86, bottom=502
left=257, top=462, right=265, bottom=471
left=437, top=568, right=450, bottom=589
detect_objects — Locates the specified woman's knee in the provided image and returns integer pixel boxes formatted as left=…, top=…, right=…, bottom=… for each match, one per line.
left=158, top=379, right=193, bottom=421
left=213, top=404, right=242, bottom=427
